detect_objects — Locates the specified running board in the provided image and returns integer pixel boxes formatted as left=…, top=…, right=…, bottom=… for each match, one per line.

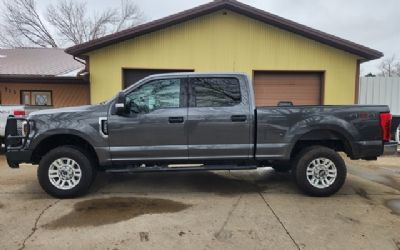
left=105, top=165, right=258, bottom=173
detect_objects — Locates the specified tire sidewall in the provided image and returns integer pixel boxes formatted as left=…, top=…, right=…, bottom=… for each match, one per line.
left=294, top=146, right=347, bottom=197
left=38, top=146, right=94, bottom=198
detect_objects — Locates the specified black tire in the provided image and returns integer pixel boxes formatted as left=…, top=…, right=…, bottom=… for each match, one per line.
left=292, top=146, right=347, bottom=197
left=271, top=161, right=292, bottom=173
left=38, top=146, right=96, bottom=198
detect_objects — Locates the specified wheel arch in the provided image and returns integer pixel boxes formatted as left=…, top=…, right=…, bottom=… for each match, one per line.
left=289, top=128, right=355, bottom=159
left=31, top=133, right=99, bottom=166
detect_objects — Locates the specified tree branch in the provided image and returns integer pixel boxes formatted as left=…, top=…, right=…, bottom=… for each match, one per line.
left=0, top=0, right=144, bottom=48
left=0, top=0, right=57, bottom=47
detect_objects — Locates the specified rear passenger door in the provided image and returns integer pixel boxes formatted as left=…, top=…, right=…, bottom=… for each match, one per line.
left=187, top=76, right=252, bottom=160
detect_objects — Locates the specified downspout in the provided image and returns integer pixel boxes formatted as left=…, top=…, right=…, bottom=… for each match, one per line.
left=73, top=56, right=89, bottom=77
left=73, top=56, right=86, bottom=65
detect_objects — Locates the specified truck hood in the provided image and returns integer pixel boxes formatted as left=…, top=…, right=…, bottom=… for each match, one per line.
left=27, top=104, right=109, bottom=133
left=29, top=104, right=104, bottom=117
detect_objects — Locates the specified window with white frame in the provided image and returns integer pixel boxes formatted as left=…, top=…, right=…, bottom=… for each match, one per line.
left=21, top=90, right=52, bottom=106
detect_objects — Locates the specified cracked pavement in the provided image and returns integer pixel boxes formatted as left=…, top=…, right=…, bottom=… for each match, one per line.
left=0, top=155, right=400, bottom=250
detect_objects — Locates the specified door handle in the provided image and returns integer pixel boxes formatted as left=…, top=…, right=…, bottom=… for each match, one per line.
left=231, top=115, right=247, bottom=122
left=168, top=116, right=184, bottom=123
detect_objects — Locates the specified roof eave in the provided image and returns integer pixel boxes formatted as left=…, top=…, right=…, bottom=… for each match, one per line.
left=0, top=75, right=89, bottom=83
left=65, top=0, right=383, bottom=61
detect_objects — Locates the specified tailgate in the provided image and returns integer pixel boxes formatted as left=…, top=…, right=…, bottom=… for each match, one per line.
left=5, top=117, right=30, bottom=150
left=0, top=109, right=13, bottom=137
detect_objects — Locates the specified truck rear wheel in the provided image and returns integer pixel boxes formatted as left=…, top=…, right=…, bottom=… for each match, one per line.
left=38, top=146, right=95, bottom=198
left=292, top=146, right=346, bottom=197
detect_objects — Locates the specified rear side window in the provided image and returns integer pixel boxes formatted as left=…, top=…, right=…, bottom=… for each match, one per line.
left=192, top=78, right=241, bottom=107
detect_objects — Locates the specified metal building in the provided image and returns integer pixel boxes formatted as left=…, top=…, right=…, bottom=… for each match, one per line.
left=359, top=77, right=400, bottom=142
left=65, top=0, right=382, bottom=106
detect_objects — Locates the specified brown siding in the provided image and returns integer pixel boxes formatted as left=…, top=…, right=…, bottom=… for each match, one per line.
left=253, top=72, right=322, bottom=106
left=0, top=82, right=90, bottom=108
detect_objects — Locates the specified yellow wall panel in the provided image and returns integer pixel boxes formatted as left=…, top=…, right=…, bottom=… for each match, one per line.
left=88, top=10, right=360, bottom=104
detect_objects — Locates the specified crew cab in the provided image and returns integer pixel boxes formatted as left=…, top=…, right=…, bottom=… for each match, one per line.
left=5, top=73, right=397, bottom=198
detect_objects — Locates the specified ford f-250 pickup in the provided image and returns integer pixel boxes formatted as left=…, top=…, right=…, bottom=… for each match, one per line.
left=5, top=73, right=397, bottom=198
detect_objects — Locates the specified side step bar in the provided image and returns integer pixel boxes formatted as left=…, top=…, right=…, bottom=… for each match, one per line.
left=105, top=165, right=258, bottom=174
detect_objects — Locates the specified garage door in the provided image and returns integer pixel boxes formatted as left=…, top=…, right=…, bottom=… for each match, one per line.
left=123, top=69, right=193, bottom=88
left=253, top=72, right=322, bottom=106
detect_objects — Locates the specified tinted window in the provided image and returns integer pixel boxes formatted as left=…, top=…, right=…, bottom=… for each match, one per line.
left=123, top=69, right=193, bottom=88
left=126, top=79, right=181, bottom=113
left=193, top=78, right=241, bottom=107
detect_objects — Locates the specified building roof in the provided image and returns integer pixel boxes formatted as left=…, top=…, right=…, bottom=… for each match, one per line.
left=66, top=0, right=383, bottom=61
left=0, top=47, right=84, bottom=77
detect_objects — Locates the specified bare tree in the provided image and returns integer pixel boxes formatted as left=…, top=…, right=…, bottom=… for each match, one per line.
left=113, top=0, right=144, bottom=32
left=378, top=55, right=400, bottom=77
left=46, top=0, right=143, bottom=46
left=0, top=0, right=57, bottom=47
left=0, top=0, right=144, bottom=48
left=395, top=61, right=400, bottom=77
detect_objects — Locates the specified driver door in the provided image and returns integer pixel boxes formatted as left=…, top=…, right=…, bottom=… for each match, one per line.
left=107, top=77, right=188, bottom=163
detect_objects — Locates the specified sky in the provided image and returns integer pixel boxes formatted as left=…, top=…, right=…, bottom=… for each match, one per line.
left=35, top=0, right=400, bottom=74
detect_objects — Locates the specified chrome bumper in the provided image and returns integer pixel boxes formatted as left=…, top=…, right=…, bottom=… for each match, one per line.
left=383, top=141, right=398, bottom=155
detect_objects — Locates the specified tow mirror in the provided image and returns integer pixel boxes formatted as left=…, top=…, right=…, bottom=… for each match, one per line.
left=115, top=91, right=127, bottom=115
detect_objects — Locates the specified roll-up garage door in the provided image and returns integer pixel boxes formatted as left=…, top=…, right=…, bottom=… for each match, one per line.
left=253, top=71, right=322, bottom=106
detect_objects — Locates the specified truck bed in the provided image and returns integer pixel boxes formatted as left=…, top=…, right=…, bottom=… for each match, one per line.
left=255, top=105, right=390, bottom=160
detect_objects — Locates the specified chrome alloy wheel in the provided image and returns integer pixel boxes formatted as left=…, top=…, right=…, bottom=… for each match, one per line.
left=306, top=157, right=337, bottom=189
left=48, top=158, right=82, bottom=190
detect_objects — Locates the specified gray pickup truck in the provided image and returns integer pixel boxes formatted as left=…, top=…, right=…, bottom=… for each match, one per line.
left=5, top=73, right=397, bottom=198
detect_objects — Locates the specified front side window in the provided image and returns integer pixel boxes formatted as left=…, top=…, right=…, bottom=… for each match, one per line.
left=21, top=90, right=52, bottom=106
left=125, top=79, right=181, bottom=113
left=193, top=78, right=241, bottom=107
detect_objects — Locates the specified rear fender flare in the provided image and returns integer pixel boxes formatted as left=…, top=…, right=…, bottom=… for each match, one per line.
left=286, top=117, right=358, bottom=157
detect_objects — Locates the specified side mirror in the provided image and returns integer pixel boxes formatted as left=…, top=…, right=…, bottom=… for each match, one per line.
left=115, top=91, right=127, bottom=115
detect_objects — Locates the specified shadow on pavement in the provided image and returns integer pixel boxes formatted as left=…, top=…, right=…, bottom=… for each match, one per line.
left=90, top=168, right=296, bottom=196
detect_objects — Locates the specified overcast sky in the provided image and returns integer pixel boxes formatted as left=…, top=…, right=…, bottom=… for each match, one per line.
left=37, top=0, right=400, bottom=74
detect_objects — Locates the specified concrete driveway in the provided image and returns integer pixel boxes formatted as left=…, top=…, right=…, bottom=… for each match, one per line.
left=0, top=154, right=400, bottom=250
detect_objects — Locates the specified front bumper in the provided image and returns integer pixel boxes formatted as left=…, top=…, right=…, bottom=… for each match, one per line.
left=383, top=141, right=398, bottom=155
left=6, top=150, right=33, bottom=168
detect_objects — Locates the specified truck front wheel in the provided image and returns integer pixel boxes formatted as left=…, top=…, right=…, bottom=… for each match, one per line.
left=38, top=146, right=95, bottom=198
left=292, top=146, right=347, bottom=197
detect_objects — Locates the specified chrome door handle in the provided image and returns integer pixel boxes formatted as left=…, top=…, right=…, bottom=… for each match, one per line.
left=231, top=115, right=247, bottom=122
left=168, top=117, right=184, bottom=123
